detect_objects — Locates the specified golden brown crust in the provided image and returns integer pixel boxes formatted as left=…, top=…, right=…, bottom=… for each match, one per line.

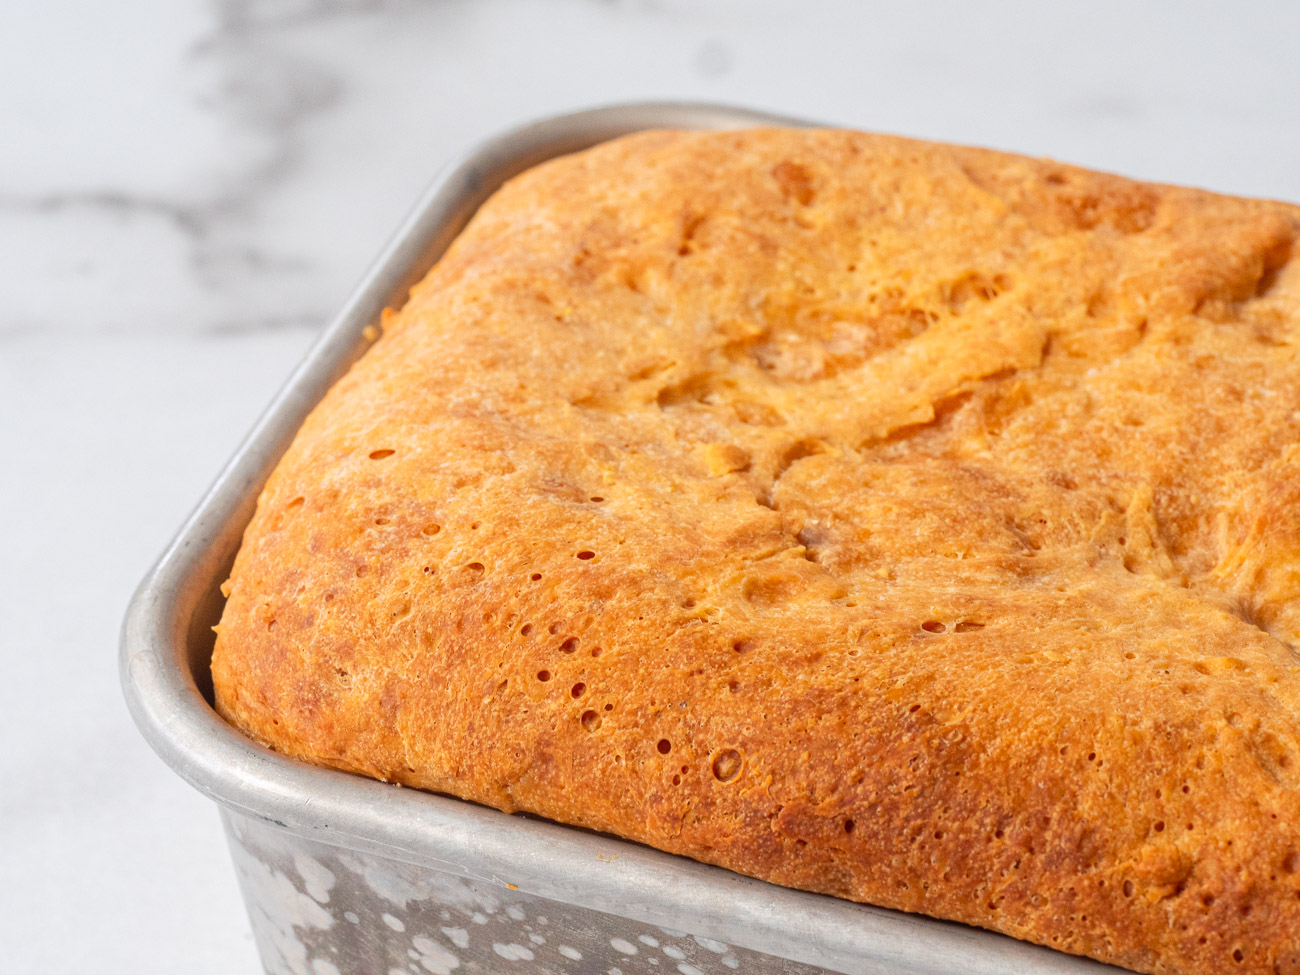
left=211, top=129, right=1300, bottom=975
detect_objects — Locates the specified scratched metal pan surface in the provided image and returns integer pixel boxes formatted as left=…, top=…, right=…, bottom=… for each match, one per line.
left=121, top=102, right=1127, bottom=975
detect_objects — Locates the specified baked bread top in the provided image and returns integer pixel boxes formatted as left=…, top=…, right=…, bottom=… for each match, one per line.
left=212, top=128, right=1300, bottom=975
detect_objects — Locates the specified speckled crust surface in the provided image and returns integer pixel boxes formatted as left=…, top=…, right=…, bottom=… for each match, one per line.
left=212, top=129, right=1300, bottom=975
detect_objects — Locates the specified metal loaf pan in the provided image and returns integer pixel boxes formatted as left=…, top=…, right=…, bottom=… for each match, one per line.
left=121, top=102, right=1127, bottom=975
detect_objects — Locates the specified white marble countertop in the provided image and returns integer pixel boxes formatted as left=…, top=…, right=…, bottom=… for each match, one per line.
left=3, top=1, right=1298, bottom=971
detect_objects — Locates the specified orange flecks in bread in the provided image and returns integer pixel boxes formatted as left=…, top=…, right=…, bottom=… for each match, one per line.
left=211, top=129, right=1300, bottom=975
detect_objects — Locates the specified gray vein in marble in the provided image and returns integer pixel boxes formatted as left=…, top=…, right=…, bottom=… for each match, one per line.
left=3, top=24, right=340, bottom=238
left=1064, top=93, right=1144, bottom=119
left=0, top=3, right=356, bottom=340
left=205, top=0, right=677, bottom=32
left=0, top=191, right=207, bottom=239
left=204, top=312, right=325, bottom=335
left=193, top=247, right=316, bottom=275
left=211, top=0, right=452, bottom=33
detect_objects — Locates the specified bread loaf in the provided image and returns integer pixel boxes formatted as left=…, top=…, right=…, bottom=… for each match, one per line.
left=213, top=128, right=1300, bottom=975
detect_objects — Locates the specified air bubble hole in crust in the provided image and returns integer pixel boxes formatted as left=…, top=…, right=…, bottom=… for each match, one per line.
left=560, top=638, right=579, bottom=653
left=421, top=524, right=441, bottom=536
left=921, top=620, right=946, bottom=633
left=368, top=449, right=395, bottom=460
left=657, top=738, right=672, bottom=754
left=581, top=709, right=601, bottom=731
left=576, top=550, right=596, bottom=560
left=711, top=748, right=742, bottom=782
left=844, top=819, right=855, bottom=834
left=537, top=670, right=551, bottom=682
left=570, top=682, right=586, bottom=699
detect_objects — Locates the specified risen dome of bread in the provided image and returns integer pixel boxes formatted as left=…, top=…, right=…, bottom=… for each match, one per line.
left=213, top=128, right=1300, bottom=975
